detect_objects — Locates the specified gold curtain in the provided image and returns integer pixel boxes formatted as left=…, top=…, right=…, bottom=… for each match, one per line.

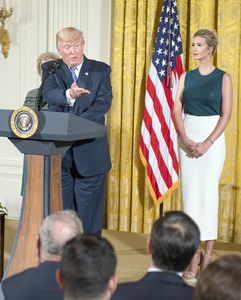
left=106, top=0, right=241, bottom=243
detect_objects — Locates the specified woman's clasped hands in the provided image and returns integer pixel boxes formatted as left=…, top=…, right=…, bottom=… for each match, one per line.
left=183, top=138, right=212, bottom=158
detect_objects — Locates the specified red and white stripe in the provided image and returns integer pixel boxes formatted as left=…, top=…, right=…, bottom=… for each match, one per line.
left=140, top=55, right=184, bottom=204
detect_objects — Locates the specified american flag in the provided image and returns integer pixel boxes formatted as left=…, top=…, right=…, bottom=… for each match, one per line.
left=139, top=0, right=184, bottom=204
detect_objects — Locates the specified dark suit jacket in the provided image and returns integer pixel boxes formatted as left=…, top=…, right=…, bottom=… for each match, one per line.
left=1, top=261, right=63, bottom=300
left=42, top=56, right=112, bottom=176
left=111, top=272, right=194, bottom=300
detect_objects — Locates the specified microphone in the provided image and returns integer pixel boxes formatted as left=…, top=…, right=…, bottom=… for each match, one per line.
left=46, top=62, right=60, bottom=75
left=36, top=61, right=60, bottom=111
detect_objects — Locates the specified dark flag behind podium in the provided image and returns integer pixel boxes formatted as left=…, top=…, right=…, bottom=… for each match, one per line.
left=139, top=0, right=184, bottom=204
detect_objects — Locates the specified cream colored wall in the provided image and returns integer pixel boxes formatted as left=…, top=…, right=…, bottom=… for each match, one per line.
left=0, top=0, right=112, bottom=218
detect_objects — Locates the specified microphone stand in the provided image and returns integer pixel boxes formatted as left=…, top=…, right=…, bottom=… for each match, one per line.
left=36, top=62, right=60, bottom=111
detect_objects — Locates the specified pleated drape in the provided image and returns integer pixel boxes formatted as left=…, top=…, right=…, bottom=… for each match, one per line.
left=106, top=0, right=241, bottom=243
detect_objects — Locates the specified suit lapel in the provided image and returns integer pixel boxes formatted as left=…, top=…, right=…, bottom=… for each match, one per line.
left=58, top=60, right=73, bottom=88
left=76, top=56, right=92, bottom=90
left=57, top=57, right=93, bottom=90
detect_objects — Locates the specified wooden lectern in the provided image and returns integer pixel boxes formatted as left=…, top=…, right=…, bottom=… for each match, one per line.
left=0, top=109, right=106, bottom=278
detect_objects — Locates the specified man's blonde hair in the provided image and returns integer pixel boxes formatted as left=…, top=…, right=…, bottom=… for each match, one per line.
left=56, top=27, right=85, bottom=49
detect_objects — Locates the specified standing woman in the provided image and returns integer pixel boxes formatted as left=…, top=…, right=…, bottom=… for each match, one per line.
left=174, top=29, right=232, bottom=279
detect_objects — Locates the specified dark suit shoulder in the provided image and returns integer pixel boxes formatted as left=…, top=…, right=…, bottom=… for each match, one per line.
left=2, top=262, right=60, bottom=286
left=84, top=57, right=110, bottom=71
left=112, top=272, right=193, bottom=300
left=2, top=266, right=38, bottom=285
left=2, top=262, right=62, bottom=300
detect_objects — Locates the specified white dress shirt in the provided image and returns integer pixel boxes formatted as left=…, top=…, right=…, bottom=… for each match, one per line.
left=66, top=62, right=83, bottom=106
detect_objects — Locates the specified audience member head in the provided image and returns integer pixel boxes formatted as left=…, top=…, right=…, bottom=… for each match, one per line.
left=148, top=211, right=200, bottom=272
left=38, top=210, right=83, bottom=262
left=37, top=51, right=59, bottom=76
left=56, top=27, right=85, bottom=67
left=194, top=254, right=241, bottom=300
left=57, top=235, right=117, bottom=300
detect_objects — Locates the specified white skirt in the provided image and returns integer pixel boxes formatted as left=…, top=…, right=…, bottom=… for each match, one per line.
left=179, top=114, right=225, bottom=241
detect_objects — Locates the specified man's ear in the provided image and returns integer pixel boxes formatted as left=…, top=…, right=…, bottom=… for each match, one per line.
left=56, top=269, right=65, bottom=289
left=108, top=274, right=118, bottom=295
left=146, top=237, right=152, bottom=256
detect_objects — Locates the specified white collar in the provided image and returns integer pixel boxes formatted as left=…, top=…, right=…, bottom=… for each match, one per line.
left=69, top=62, right=83, bottom=77
left=148, top=266, right=182, bottom=277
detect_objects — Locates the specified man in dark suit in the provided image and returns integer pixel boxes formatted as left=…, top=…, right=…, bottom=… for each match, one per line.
left=56, top=235, right=117, bottom=300
left=112, top=211, right=200, bottom=300
left=42, top=27, right=112, bottom=236
left=1, top=210, right=83, bottom=300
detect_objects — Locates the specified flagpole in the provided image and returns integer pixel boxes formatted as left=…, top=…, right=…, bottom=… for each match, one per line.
left=166, top=0, right=172, bottom=88
left=159, top=203, right=164, bottom=217
left=160, top=0, right=172, bottom=218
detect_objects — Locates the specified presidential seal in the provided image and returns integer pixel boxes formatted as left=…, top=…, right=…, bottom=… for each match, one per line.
left=10, top=106, right=38, bottom=138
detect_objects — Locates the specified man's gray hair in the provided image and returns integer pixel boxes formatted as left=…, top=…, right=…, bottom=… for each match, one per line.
left=39, top=210, right=83, bottom=257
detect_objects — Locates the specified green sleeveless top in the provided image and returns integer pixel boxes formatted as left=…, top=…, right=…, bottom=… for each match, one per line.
left=183, top=68, right=224, bottom=116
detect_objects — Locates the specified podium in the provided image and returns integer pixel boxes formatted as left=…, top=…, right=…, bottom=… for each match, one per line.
left=0, top=109, right=107, bottom=277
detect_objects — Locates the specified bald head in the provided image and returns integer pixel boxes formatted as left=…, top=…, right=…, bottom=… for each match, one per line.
left=39, top=210, right=83, bottom=260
